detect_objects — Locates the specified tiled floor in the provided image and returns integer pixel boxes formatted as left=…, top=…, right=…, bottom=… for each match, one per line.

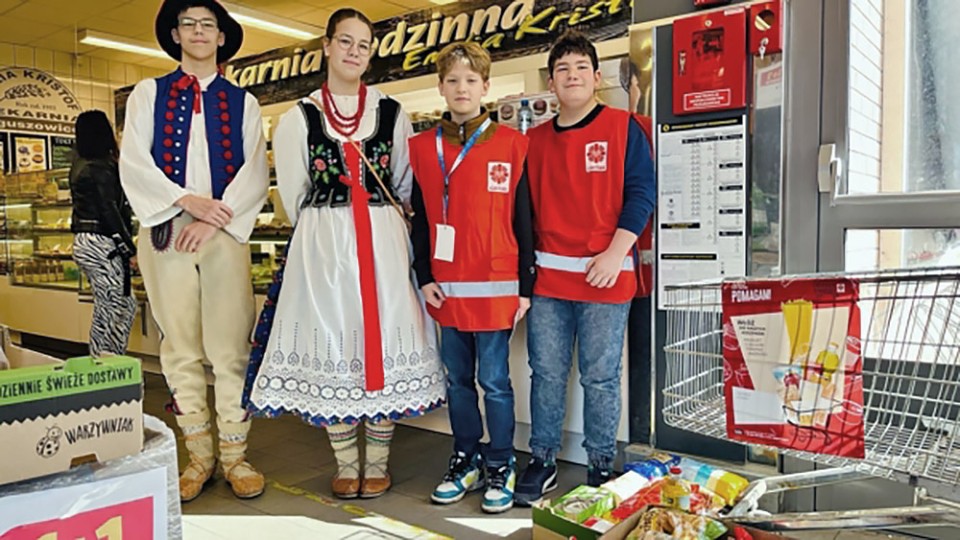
left=145, top=373, right=576, bottom=539
left=144, top=374, right=918, bottom=539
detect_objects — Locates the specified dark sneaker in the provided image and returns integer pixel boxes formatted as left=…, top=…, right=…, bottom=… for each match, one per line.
left=482, top=456, right=517, bottom=513
left=514, top=457, right=558, bottom=507
left=431, top=452, right=484, bottom=504
left=587, top=465, right=615, bottom=487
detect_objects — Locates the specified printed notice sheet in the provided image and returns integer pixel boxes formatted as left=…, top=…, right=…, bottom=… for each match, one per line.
left=657, top=116, right=748, bottom=308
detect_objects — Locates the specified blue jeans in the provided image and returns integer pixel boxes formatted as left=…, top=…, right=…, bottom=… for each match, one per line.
left=440, top=327, right=515, bottom=467
left=527, top=295, right=631, bottom=468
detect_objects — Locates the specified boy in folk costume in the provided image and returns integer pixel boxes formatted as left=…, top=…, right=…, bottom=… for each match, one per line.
left=408, top=42, right=535, bottom=513
left=243, top=9, right=445, bottom=500
left=119, top=0, right=269, bottom=501
left=514, top=31, right=656, bottom=506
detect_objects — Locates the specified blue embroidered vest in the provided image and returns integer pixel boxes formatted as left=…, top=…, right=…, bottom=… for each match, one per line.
left=151, top=69, right=246, bottom=200
left=299, top=98, right=401, bottom=208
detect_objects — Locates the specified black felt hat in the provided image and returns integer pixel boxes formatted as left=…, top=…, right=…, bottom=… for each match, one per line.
left=155, top=0, right=243, bottom=64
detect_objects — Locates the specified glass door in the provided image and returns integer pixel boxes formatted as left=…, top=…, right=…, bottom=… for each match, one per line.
left=795, top=1, right=960, bottom=532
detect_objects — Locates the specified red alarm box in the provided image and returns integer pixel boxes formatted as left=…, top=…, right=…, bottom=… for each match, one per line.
left=750, top=1, right=783, bottom=56
left=673, top=8, right=748, bottom=115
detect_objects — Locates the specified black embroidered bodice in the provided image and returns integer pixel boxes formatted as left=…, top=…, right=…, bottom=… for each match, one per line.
left=299, top=98, right=402, bottom=209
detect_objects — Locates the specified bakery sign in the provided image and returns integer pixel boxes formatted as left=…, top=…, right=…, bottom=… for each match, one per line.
left=0, top=67, right=82, bottom=135
left=221, top=0, right=631, bottom=103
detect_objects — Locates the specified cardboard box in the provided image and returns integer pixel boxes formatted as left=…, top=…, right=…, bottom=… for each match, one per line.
left=0, top=353, right=143, bottom=486
left=534, top=500, right=797, bottom=540
left=532, top=502, right=644, bottom=540
left=0, top=327, right=64, bottom=370
left=723, top=523, right=797, bottom=540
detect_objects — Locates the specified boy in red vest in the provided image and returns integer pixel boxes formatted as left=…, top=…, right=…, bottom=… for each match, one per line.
left=409, top=41, right=535, bottom=514
left=515, top=31, right=656, bottom=506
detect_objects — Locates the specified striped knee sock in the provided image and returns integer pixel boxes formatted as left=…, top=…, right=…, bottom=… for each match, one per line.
left=326, top=423, right=360, bottom=480
left=364, top=420, right=394, bottom=479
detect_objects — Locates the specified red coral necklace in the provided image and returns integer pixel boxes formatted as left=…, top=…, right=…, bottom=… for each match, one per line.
left=321, top=82, right=366, bottom=138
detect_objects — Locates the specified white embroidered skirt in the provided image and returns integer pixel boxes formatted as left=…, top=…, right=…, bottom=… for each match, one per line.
left=246, top=205, right=445, bottom=426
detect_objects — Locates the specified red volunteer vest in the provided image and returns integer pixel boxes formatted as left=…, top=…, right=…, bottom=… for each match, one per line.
left=527, top=106, right=636, bottom=303
left=409, top=123, right=529, bottom=331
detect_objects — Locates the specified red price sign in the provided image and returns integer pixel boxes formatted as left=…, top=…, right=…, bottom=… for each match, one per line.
left=0, top=497, right=153, bottom=540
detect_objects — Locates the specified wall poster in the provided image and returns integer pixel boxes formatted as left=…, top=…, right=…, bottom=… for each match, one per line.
left=50, top=136, right=75, bottom=170
left=657, top=116, right=748, bottom=308
left=12, top=135, right=47, bottom=173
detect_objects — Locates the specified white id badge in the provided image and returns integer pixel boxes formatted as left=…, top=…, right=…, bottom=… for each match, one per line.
left=434, top=224, right=455, bottom=262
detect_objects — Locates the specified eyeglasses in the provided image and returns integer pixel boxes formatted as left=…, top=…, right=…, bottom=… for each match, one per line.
left=332, top=34, right=373, bottom=57
left=178, top=17, right=219, bottom=32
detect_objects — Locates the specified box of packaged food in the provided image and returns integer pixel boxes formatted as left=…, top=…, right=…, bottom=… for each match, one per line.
left=532, top=499, right=646, bottom=540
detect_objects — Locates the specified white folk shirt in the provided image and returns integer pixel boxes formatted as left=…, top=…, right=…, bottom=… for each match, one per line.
left=119, top=72, right=269, bottom=243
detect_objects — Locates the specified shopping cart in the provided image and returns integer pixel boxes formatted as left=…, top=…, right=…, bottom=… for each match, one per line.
left=661, top=267, right=960, bottom=531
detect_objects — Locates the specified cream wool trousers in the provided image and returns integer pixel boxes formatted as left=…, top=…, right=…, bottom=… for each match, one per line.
left=138, top=213, right=255, bottom=425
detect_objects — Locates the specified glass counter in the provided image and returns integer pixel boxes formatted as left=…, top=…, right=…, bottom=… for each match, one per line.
left=1, top=170, right=291, bottom=296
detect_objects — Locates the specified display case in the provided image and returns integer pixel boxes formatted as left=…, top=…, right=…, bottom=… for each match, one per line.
left=0, top=169, right=82, bottom=291
left=0, top=169, right=292, bottom=296
left=249, top=185, right=290, bottom=294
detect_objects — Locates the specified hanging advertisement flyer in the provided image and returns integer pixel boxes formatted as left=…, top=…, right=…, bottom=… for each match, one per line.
left=657, top=116, right=747, bottom=308
left=721, top=276, right=866, bottom=458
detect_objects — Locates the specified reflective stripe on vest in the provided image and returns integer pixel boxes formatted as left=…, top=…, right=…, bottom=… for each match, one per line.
left=438, top=281, right=519, bottom=298
left=535, top=251, right=635, bottom=272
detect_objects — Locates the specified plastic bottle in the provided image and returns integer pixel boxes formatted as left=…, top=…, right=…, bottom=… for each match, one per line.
left=660, top=466, right=691, bottom=511
left=518, top=98, right=533, bottom=134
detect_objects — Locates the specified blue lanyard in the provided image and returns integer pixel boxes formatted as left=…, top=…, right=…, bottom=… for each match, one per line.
left=436, top=118, right=491, bottom=222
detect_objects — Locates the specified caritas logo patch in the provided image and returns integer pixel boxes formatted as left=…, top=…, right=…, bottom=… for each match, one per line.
left=585, top=141, right=608, bottom=172
left=487, top=162, right=511, bottom=193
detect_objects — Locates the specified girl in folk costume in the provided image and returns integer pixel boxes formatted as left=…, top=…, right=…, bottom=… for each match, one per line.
left=243, top=9, right=445, bottom=499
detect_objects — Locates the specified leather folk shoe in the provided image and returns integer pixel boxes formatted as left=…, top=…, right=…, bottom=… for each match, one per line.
left=332, top=474, right=361, bottom=499
left=180, top=458, right=216, bottom=502
left=360, top=474, right=392, bottom=499
left=223, top=459, right=265, bottom=499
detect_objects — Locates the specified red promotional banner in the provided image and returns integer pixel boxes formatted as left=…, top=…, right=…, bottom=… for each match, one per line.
left=673, top=8, right=748, bottom=115
left=722, top=277, right=866, bottom=458
left=0, top=497, right=154, bottom=540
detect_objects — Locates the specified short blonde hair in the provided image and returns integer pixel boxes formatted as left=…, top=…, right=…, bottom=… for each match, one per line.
left=436, top=42, right=491, bottom=81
